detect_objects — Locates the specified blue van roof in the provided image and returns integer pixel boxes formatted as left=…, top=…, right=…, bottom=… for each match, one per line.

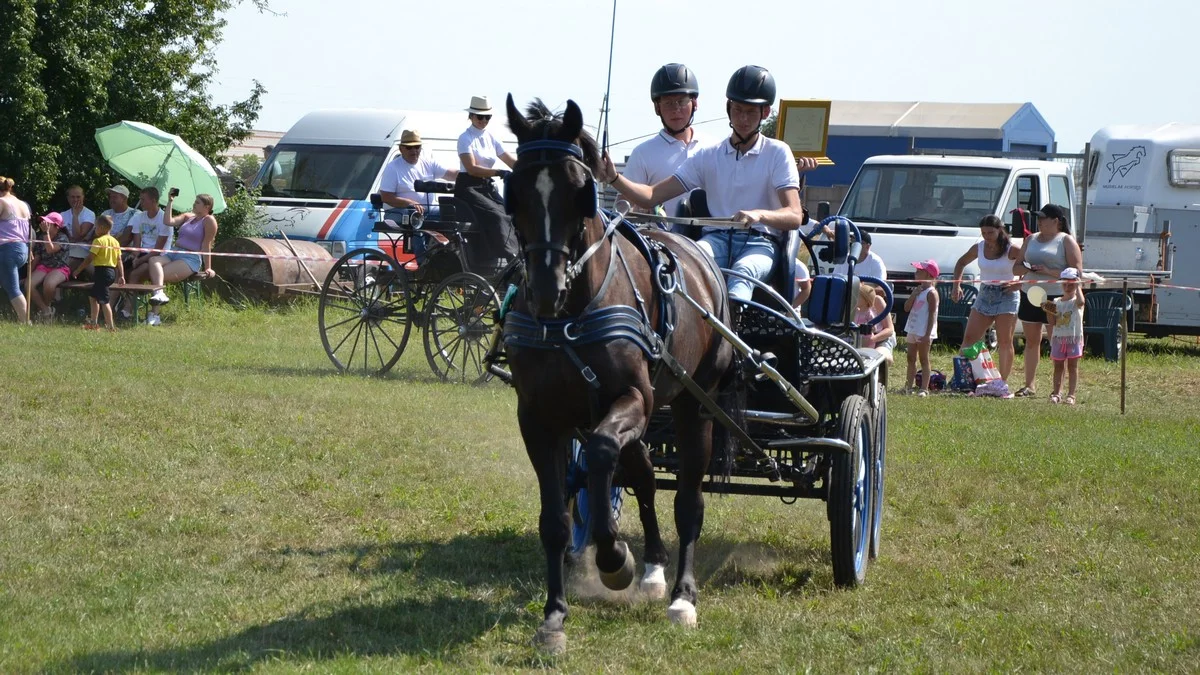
left=280, top=109, right=517, bottom=147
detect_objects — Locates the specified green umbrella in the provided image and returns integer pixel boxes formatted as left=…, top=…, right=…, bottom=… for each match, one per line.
left=94, top=120, right=227, bottom=214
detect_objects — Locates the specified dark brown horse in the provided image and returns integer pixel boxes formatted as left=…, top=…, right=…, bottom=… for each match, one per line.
left=502, top=95, right=735, bottom=652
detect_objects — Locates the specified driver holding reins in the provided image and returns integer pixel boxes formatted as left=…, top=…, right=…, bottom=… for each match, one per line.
left=602, top=65, right=818, bottom=302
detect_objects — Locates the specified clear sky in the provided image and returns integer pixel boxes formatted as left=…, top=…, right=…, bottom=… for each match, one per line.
left=211, top=0, right=1199, bottom=155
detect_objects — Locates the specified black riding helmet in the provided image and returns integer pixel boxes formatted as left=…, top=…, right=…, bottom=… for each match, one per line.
left=726, top=65, right=776, bottom=106
left=650, top=63, right=699, bottom=100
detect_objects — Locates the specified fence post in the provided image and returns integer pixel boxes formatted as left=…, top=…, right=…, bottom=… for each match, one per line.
left=1120, top=278, right=1128, bottom=415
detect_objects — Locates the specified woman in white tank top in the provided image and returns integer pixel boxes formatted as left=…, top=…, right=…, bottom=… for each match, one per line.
left=949, top=215, right=1021, bottom=383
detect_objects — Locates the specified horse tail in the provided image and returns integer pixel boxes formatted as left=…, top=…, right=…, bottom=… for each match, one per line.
left=709, top=351, right=745, bottom=490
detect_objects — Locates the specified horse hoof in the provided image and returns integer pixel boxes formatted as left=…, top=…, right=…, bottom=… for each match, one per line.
left=533, top=627, right=567, bottom=655
left=667, top=598, right=697, bottom=627
left=598, top=543, right=635, bottom=591
left=640, top=563, right=667, bottom=600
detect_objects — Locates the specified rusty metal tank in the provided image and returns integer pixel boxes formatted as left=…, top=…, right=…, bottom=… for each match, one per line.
left=211, top=237, right=336, bottom=300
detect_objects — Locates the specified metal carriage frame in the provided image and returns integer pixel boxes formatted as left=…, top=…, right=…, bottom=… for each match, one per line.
left=556, top=214, right=892, bottom=588
left=317, top=183, right=521, bottom=382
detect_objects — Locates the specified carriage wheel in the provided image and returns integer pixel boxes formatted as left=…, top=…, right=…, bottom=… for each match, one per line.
left=422, top=272, right=499, bottom=384
left=564, top=438, right=623, bottom=565
left=318, top=248, right=412, bottom=376
left=869, top=386, right=887, bottom=560
left=829, top=394, right=873, bottom=588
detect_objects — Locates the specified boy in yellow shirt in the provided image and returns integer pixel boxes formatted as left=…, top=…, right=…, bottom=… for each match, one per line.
left=72, top=215, right=125, bottom=330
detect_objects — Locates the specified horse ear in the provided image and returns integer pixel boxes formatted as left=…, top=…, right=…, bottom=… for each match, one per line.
left=506, top=94, right=530, bottom=139
left=562, top=100, right=584, bottom=141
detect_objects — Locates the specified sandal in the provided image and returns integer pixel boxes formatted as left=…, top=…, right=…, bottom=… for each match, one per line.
left=1065, top=395, right=1076, bottom=406
left=1014, top=386, right=1036, bottom=398
left=1049, top=393, right=1061, bottom=404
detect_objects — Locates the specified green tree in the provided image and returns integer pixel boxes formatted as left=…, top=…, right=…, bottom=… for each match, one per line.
left=761, top=112, right=778, bottom=139
left=0, top=0, right=268, bottom=212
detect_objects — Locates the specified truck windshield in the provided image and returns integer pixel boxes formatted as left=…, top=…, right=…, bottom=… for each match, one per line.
left=255, top=144, right=389, bottom=200
left=841, top=164, right=1010, bottom=228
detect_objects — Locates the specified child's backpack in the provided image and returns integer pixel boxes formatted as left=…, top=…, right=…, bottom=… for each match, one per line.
left=914, top=369, right=946, bottom=392
left=949, top=356, right=975, bottom=393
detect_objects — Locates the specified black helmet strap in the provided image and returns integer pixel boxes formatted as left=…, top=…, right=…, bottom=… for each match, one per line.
left=727, top=101, right=763, bottom=160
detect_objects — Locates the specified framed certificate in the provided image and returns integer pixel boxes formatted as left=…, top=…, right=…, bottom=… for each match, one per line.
left=775, top=99, right=833, bottom=165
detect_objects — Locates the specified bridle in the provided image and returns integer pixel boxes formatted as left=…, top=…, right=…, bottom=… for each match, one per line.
left=509, top=139, right=618, bottom=284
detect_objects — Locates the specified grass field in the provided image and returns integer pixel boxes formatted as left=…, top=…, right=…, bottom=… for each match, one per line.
left=1, top=300, right=1198, bottom=672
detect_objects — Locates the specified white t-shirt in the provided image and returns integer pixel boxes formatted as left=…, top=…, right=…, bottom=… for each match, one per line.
left=1052, top=297, right=1084, bottom=340
left=102, top=207, right=139, bottom=241
left=59, top=207, right=97, bottom=258
left=673, top=134, right=799, bottom=237
left=624, top=130, right=711, bottom=216
left=379, top=155, right=455, bottom=206
left=457, top=126, right=508, bottom=170
left=834, top=250, right=888, bottom=285
left=127, top=209, right=174, bottom=251
left=904, top=286, right=938, bottom=339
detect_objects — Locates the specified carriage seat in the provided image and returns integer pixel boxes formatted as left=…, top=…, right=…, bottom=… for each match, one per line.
left=676, top=189, right=800, bottom=305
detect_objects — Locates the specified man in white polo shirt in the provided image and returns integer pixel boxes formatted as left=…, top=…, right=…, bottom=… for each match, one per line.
left=619, top=63, right=711, bottom=218
left=379, top=130, right=458, bottom=218
left=602, top=65, right=817, bottom=302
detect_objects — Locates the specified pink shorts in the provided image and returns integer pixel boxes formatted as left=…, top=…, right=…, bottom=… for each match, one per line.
left=35, top=264, right=70, bottom=279
left=1051, top=337, right=1084, bottom=361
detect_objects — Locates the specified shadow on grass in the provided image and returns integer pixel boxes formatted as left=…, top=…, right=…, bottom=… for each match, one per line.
left=54, top=527, right=832, bottom=671
left=208, top=362, right=453, bottom=384
left=55, top=529, right=540, bottom=672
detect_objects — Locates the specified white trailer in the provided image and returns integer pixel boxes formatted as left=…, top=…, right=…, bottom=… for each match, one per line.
left=1085, top=124, right=1200, bottom=334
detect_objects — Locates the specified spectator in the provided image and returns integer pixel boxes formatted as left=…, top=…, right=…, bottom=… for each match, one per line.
left=71, top=215, right=124, bottom=331
left=143, top=192, right=218, bottom=326
left=379, top=129, right=458, bottom=217
left=29, top=212, right=72, bottom=321
left=833, top=229, right=888, bottom=284
left=1043, top=267, right=1086, bottom=405
left=903, top=259, right=940, bottom=396
left=60, top=185, right=96, bottom=277
left=101, top=185, right=139, bottom=268
left=0, top=175, right=32, bottom=324
left=855, top=282, right=896, bottom=363
left=123, top=187, right=174, bottom=317
left=1011, top=203, right=1083, bottom=397
left=262, top=145, right=284, bottom=186
left=950, top=214, right=1021, bottom=382
left=793, top=254, right=812, bottom=308
left=456, top=95, right=520, bottom=266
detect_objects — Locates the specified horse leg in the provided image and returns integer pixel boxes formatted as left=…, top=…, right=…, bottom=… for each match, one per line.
left=668, top=395, right=712, bottom=627
left=619, top=438, right=669, bottom=599
left=586, top=388, right=648, bottom=591
left=521, top=423, right=571, bottom=654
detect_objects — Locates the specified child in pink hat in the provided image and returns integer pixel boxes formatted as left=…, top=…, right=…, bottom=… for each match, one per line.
left=1042, top=267, right=1085, bottom=404
left=903, top=259, right=940, bottom=395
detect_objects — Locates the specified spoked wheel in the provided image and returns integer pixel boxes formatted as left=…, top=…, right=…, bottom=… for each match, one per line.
left=318, top=248, right=413, bottom=375
left=829, top=394, right=873, bottom=588
left=422, top=272, right=499, bottom=384
left=869, top=385, right=887, bottom=560
left=564, top=438, right=624, bottom=565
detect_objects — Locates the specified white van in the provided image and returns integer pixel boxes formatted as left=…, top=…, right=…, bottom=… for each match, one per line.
left=252, top=109, right=517, bottom=258
left=1085, top=124, right=1198, bottom=333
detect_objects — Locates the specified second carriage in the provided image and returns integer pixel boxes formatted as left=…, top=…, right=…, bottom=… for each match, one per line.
left=317, top=181, right=519, bottom=383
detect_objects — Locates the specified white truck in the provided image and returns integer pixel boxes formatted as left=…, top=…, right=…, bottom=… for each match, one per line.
left=832, top=153, right=1076, bottom=289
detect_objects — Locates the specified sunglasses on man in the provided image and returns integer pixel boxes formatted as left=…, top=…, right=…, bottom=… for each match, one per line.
left=474, top=114, right=492, bottom=121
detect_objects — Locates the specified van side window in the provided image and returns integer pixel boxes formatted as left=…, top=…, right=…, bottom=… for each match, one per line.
left=1167, top=150, right=1200, bottom=187
left=1049, top=175, right=1071, bottom=207
left=1004, top=174, right=1039, bottom=217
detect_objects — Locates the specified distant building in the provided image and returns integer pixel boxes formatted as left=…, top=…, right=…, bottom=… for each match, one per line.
left=223, top=129, right=286, bottom=163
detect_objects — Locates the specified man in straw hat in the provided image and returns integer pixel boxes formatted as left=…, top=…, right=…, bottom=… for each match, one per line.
left=379, top=129, right=458, bottom=218
left=455, top=95, right=519, bottom=267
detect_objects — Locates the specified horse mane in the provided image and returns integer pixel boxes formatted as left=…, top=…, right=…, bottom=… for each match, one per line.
left=520, top=99, right=602, bottom=173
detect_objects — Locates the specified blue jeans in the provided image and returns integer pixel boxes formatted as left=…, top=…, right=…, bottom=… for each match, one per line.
left=0, top=242, right=29, bottom=300
left=696, top=230, right=776, bottom=302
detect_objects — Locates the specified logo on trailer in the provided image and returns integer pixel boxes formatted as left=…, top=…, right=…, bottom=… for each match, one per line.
left=1106, top=145, right=1146, bottom=181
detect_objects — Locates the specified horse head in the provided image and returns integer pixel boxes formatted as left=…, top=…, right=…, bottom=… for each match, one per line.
left=505, top=94, right=602, bottom=318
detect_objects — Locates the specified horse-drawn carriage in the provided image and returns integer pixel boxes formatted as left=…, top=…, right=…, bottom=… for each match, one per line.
left=491, top=96, right=894, bottom=652
left=316, top=180, right=520, bottom=382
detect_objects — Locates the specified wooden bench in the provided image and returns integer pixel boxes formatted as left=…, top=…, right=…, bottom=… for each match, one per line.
left=58, top=281, right=164, bottom=323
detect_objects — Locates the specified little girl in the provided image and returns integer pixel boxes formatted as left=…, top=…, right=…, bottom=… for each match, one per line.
left=855, top=283, right=895, bottom=362
left=1043, top=267, right=1086, bottom=405
left=903, top=259, right=940, bottom=396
